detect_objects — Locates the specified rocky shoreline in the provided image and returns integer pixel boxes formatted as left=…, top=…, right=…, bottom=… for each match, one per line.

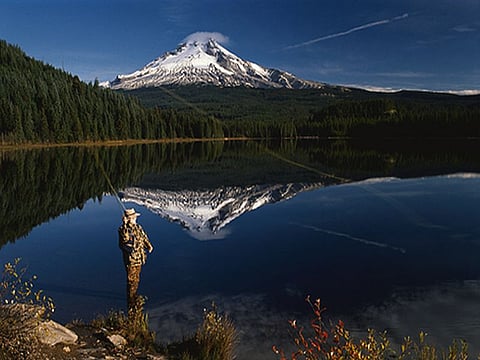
left=39, top=322, right=165, bottom=360
left=0, top=304, right=165, bottom=360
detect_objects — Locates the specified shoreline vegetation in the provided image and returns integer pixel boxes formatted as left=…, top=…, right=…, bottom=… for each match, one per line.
left=1, top=259, right=478, bottom=359
left=0, top=136, right=250, bottom=151
left=2, top=135, right=480, bottom=152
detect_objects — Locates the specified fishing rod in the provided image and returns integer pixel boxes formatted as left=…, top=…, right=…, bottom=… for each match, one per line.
left=92, top=149, right=127, bottom=212
left=261, top=144, right=351, bottom=183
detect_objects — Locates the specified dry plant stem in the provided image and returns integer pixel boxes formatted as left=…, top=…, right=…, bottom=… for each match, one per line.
left=273, top=296, right=475, bottom=360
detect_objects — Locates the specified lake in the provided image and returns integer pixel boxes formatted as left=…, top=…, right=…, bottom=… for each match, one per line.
left=1, top=139, right=480, bottom=359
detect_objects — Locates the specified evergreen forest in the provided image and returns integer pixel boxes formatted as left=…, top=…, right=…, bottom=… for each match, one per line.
left=126, top=86, right=480, bottom=139
left=1, top=38, right=479, bottom=144
left=0, top=40, right=223, bottom=144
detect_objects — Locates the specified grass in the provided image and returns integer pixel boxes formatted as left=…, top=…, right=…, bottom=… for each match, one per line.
left=91, top=301, right=237, bottom=360
left=164, top=303, right=237, bottom=360
left=91, top=295, right=156, bottom=351
left=195, top=303, right=237, bottom=360
left=0, top=304, right=44, bottom=359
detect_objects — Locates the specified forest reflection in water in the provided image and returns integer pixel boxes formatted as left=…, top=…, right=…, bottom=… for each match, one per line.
left=1, top=138, right=480, bottom=248
left=1, top=139, right=480, bottom=358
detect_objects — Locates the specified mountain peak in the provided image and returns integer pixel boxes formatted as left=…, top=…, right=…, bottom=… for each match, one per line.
left=105, top=37, right=324, bottom=90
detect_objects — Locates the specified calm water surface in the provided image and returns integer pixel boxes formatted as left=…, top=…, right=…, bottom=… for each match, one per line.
left=1, top=140, right=479, bottom=358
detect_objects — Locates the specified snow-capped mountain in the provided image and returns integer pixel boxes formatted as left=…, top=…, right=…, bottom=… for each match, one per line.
left=120, top=183, right=323, bottom=240
left=105, top=38, right=324, bottom=89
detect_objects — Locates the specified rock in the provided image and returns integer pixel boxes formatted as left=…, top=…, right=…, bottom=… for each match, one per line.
left=63, top=346, right=71, bottom=353
left=107, top=334, right=127, bottom=348
left=36, top=319, right=78, bottom=346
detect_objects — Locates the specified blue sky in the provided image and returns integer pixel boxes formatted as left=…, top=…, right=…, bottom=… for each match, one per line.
left=0, top=0, right=479, bottom=92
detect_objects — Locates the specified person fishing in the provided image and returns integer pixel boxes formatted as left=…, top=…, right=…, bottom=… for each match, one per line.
left=118, top=208, right=154, bottom=312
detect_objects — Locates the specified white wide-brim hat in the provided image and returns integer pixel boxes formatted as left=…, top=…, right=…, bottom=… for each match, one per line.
left=124, top=208, right=141, bottom=218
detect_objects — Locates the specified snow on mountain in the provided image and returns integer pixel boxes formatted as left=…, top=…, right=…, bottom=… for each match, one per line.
left=120, top=183, right=323, bottom=240
left=105, top=38, right=324, bottom=89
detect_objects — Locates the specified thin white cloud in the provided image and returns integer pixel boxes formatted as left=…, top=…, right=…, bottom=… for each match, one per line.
left=445, top=89, right=480, bottom=95
left=345, top=85, right=401, bottom=93
left=183, top=32, right=229, bottom=45
left=375, top=71, right=433, bottom=78
left=314, top=63, right=344, bottom=76
left=453, top=25, right=476, bottom=32
left=347, top=84, right=480, bottom=96
left=285, top=13, right=409, bottom=50
left=163, top=0, right=193, bottom=26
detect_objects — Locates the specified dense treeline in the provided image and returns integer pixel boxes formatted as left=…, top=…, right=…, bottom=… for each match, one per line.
left=121, top=85, right=352, bottom=123
left=0, top=40, right=223, bottom=144
left=128, top=86, right=480, bottom=139
left=302, top=98, right=480, bottom=138
left=219, top=98, right=480, bottom=138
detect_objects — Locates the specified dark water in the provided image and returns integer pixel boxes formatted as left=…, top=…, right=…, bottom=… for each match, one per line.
left=1, top=139, right=480, bottom=358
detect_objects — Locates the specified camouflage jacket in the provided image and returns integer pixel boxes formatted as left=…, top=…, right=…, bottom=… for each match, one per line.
left=118, top=222, right=153, bottom=266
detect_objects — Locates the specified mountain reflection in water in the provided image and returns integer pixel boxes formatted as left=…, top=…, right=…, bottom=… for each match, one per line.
left=120, top=183, right=323, bottom=240
left=1, top=140, right=480, bottom=359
